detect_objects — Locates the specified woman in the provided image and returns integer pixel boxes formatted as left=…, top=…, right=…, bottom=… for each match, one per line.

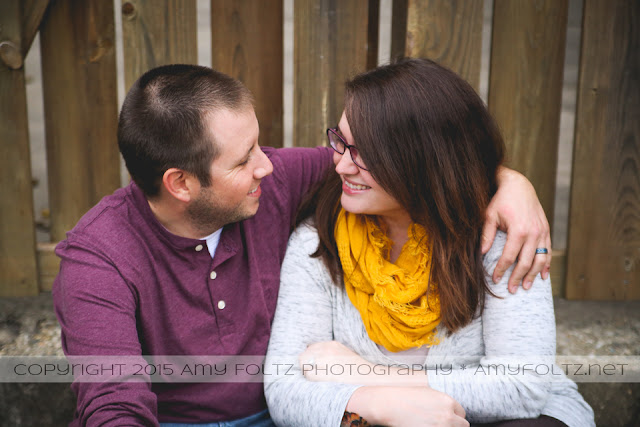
left=264, top=58, right=594, bottom=427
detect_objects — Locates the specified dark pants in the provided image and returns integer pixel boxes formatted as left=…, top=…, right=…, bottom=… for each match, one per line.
left=159, top=409, right=275, bottom=427
left=472, top=415, right=568, bottom=427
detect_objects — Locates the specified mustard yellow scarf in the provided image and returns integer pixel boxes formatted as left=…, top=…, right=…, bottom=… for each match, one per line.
left=335, top=209, right=440, bottom=352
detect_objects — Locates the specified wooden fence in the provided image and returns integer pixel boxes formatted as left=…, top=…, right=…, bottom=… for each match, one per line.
left=1, top=0, right=638, bottom=299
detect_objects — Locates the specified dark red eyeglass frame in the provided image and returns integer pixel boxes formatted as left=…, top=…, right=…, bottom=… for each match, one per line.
left=326, top=127, right=369, bottom=171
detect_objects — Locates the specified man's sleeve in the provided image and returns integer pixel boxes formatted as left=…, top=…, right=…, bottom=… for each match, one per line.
left=53, top=238, right=159, bottom=426
left=268, top=146, right=333, bottom=219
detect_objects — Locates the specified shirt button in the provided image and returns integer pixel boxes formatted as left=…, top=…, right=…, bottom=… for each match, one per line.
left=195, top=244, right=203, bottom=252
left=217, top=300, right=226, bottom=310
left=210, top=271, right=217, bottom=280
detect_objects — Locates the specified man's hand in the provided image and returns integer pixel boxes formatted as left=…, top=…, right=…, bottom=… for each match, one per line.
left=482, top=167, right=551, bottom=293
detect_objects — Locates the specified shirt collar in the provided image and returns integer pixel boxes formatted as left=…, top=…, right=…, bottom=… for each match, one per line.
left=129, top=181, right=208, bottom=252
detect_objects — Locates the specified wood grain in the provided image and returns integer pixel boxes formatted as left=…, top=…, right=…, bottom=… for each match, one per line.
left=390, top=0, right=408, bottom=62
left=294, top=0, right=371, bottom=147
left=566, top=0, right=640, bottom=300
left=550, top=250, right=566, bottom=298
left=0, top=0, right=39, bottom=296
left=21, top=0, right=51, bottom=57
left=399, top=0, right=483, bottom=91
left=211, top=0, right=283, bottom=147
left=488, top=0, right=568, bottom=234
left=120, top=0, right=197, bottom=91
left=367, top=0, right=380, bottom=70
left=39, top=0, right=120, bottom=241
left=36, top=243, right=59, bottom=292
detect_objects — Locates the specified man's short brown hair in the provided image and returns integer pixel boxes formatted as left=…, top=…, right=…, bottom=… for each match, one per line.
left=118, top=64, right=253, bottom=197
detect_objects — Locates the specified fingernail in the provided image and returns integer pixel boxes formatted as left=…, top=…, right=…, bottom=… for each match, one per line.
left=495, top=275, right=502, bottom=283
left=509, top=286, right=517, bottom=294
left=524, top=280, right=532, bottom=290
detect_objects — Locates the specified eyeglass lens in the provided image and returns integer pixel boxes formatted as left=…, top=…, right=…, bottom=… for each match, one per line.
left=328, top=129, right=366, bottom=169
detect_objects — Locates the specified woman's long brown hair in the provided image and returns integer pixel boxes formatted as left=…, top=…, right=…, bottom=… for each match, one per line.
left=296, top=58, right=505, bottom=333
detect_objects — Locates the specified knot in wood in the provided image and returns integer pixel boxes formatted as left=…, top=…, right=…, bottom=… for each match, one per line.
left=623, top=258, right=633, bottom=272
left=0, top=41, right=23, bottom=70
left=122, top=2, right=137, bottom=19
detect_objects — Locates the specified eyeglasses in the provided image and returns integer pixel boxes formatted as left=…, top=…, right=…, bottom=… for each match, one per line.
left=326, top=127, right=369, bottom=170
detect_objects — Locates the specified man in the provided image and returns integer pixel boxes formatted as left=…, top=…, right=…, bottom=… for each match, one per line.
left=53, top=64, right=551, bottom=426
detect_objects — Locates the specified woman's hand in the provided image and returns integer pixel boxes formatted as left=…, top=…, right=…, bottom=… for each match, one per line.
left=346, top=386, right=469, bottom=427
left=482, top=167, right=551, bottom=293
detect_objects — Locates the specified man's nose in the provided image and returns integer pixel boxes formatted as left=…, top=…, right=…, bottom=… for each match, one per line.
left=254, top=149, right=273, bottom=179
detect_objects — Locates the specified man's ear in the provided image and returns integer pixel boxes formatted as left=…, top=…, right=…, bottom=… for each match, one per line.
left=161, top=168, right=199, bottom=203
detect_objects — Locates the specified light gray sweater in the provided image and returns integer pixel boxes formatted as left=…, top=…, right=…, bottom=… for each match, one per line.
left=264, top=224, right=594, bottom=427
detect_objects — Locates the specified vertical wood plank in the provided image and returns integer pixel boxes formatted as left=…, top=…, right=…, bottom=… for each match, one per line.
left=20, top=0, right=51, bottom=56
left=401, top=0, right=484, bottom=92
left=367, top=0, right=380, bottom=70
left=294, top=0, right=371, bottom=147
left=0, top=0, right=39, bottom=296
left=39, top=0, right=120, bottom=241
left=211, top=0, right=283, bottom=148
left=488, top=0, right=569, bottom=233
left=390, top=0, right=408, bottom=61
left=36, top=243, right=60, bottom=292
left=121, top=0, right=197, bottom=91
left=566, top=0, right=640, bottom=300
left=550, top=250, right=567, bottom=298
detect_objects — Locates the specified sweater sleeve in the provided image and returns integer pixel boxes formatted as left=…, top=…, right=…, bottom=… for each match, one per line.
left=267, top=146, right=333, bottom=221
left=428, top=231, right=556, bottom=423
left=264, top=224, right=361, bottom=427
left=53, top=238, right=159, bottom=427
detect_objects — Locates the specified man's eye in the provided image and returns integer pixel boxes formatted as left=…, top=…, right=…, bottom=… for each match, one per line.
left=239, top=145, right=257, bottom=166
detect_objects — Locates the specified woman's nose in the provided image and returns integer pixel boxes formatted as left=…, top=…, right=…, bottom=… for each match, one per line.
left=334, top=148, right=359, bottom=174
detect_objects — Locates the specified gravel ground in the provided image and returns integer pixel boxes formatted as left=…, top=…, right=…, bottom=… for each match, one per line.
left=555, top=298, right=640, bottom=356
left=2, top=293, right=638, bottom=357
left=1, top=294, right=639, bottom=426
left=0, top=293, right=62, bottom=356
